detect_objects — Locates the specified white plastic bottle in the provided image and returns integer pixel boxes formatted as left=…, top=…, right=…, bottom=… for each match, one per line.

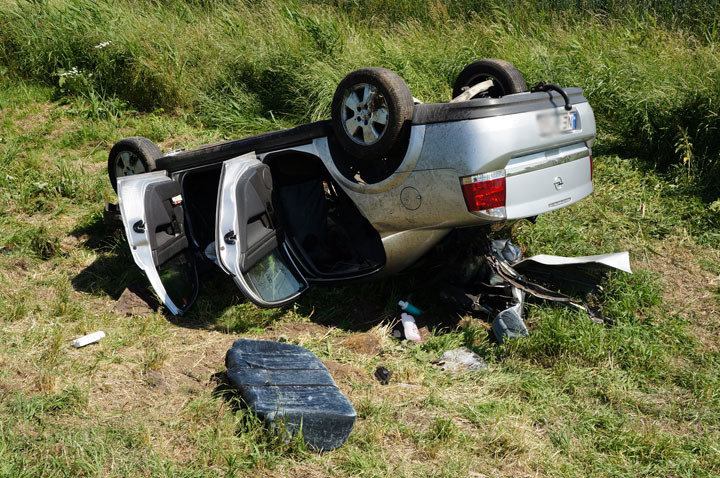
left=71, top=331, right=106, bottom=348
left=400, top=313, right=421, bottom=342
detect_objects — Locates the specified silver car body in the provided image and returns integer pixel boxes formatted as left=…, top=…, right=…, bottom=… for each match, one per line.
left=117, top=87, right=595, bottom=312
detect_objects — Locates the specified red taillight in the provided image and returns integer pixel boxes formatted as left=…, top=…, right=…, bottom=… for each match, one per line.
left=461, top=171, right=506, bottom=212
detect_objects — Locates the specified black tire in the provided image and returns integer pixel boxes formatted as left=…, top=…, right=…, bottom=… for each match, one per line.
left=331, top=67, right=414, bottom=161
left=108, top=136, right=162, bottom=192
left=452, top=59, right=528, bottom=100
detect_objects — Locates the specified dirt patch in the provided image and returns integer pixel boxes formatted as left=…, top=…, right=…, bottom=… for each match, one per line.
left=265, top=321, right=330, bottom=340
left=417, top=325, right=433, bottom=341
left=47, top=115, right=75, bottom=142
left=323, top=360, right=368, bottom=384
left=15, top=104, right=53, bottom=134
left=642, top=241, right=720, bottom=350
left=0, top=256, right=31, bottom=286
left=143, top=370, right=170, bottom=392
left=169, top=340, right=230, bottom=383
left=113, top=285, right=160, bottom=316
left=340, top=331, right=383, bottom=355
left=60, top=233, right=90, bottom=253
left=89, top=331, right=234, bottom=418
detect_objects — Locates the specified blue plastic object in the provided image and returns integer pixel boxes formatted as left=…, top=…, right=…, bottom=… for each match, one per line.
left=225, top=339, right=356, bottom=451
left=398, top=300, right=423, bottom=316
left=491, top=307, right=529, bottom=344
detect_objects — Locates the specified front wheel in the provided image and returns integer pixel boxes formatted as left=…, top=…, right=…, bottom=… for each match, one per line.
left=107, top=137, right=162, bottom=192
left=331, top=67, right=414, bottom=161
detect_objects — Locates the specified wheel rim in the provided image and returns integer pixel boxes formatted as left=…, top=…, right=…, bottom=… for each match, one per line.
left=340, top=83, right=389, bottom=146
left=469, top=74, right=505, bottom=98
left=114, top=150, right=146, bottom=180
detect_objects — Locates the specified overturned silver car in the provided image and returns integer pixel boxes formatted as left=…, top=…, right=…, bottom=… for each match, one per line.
left=109, top=59, right=596, bottom=314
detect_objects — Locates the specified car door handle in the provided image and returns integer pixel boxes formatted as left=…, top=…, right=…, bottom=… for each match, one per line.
left=224, top=230, right=237, bottom=245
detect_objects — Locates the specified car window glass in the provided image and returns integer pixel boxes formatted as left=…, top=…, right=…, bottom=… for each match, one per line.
left=244, top=248, right=303, bottom=303
left=158, top=252, right=198, bottom=312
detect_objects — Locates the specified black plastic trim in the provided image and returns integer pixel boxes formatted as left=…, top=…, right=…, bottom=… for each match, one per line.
left=156, top=120, right=332, bottom=173
left=412, top=87, right=587, bottom=125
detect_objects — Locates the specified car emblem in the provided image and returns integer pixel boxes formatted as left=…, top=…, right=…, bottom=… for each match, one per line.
left=553, top=176, right=564, bottom=190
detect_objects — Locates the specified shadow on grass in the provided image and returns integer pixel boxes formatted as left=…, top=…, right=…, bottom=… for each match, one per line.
left=174, top=267, right=468, bottom=336
left=293, top=271, right=468, bottom=335
left=69, top=213, right=145, bottom=299
left=67, top=210, right=126, bottom=253
left=67, top=212, right=471, bottom=337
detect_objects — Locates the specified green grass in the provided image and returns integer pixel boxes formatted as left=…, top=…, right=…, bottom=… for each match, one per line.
left=1, top=2, right=720, bottom=476
left=1, top=0, right=720, bottom=196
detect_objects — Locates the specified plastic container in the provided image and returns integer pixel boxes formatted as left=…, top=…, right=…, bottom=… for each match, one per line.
left=491, top=307, right=528, bottom=344
left=400, top=313, right=421, bottom=342
left=398, top=300, right=423, bottom=316
left=71, top=331, right=106, bottom=348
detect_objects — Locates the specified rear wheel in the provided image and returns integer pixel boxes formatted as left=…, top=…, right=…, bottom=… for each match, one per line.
left=452, top=59, right=527, bottom=100
left=108, top=137, right=162, bottom=192
left=331, top=68, right=414, bottom=161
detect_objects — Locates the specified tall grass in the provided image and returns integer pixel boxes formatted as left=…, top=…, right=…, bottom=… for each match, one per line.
left=1, top=0, right=718, bottom=195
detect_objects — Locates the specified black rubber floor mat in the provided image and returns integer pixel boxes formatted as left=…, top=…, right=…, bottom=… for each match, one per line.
left=225, top=339, right=356, bottom=451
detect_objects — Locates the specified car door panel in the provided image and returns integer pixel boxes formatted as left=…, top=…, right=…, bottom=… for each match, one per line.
left=216, top=152, right=308, bottom=307
left=117, top=172, right=199, bottom=315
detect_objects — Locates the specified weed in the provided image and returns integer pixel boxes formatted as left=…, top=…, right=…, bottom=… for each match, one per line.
left=426, top=416, right=457, bottom=441
left=141, top=344, right=168, bottom=372
left=4, top=225, right=61, bottom=260
left=6, top=385, right=88, bottom=420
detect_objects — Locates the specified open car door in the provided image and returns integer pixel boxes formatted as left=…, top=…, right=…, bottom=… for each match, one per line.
left=215, top=152, right=309, bottom=307
left=117, top=172, right=199, bottom=315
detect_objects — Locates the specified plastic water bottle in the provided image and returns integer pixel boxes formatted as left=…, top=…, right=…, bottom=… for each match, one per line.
left=400, top=313, right=421, bottom=342
left=398, top=300, right=422, bottom=316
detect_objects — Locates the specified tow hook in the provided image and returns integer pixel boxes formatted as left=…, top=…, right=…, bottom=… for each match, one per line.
left=531, top=82, right=572, bottom=111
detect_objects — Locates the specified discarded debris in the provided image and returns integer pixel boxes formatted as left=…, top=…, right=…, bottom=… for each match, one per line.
left=440, top=236, right=631, bottom=343
left=398, top=300, right=423, bottom=316
left=374, top=366, right=393, bottom=385
left=432, top=348, right=488, bottom=372
left=400, top=313, right=422, bottom=342
left=486, top=253, right=612, bottom=325
left=71, top=331, right=105, bottom=348
left=492, top=307, right=529, bottom=344
left=513, top=251, right=632, bottom=292
left=225, top=339, right=356, bottom=452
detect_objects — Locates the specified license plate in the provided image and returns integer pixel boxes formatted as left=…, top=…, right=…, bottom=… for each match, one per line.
left=538, top=111, right=578, bottom=136
left=559, top=111, right=577, bottom=131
